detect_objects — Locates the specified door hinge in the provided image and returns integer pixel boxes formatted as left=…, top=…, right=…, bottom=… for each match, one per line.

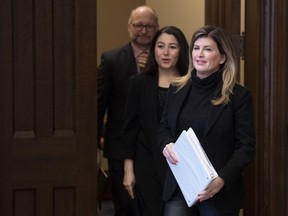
left=231, top=32, right=245, bottom=60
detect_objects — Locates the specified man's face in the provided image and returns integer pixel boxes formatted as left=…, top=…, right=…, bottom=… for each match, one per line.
left=128, top=10, right=158, bottom=48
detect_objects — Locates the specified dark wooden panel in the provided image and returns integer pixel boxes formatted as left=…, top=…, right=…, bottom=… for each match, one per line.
left=14, top=189, right=36, bottom=216
left=54, top=187, right=75, bottom=216
left=35, top=0, right=54, bottom=137
left=205, top=0, right=241, bottom=81
left=13, top=0, right=35, bottom=136
left=0, top=0, right=98, bottom=215
left=53, top=0, right=75, bottom=134
left=0, top=0, right=14, bottom=214
left=205, top=0, right=240, bottom=34
left=205, top=0, right=224, bottom=26
left=244, top=0, right=268, bottom=215
left=244, top=0, right=288, bottom=215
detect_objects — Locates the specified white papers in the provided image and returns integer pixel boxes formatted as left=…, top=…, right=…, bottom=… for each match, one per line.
left=167, top=128, right=218, bottom=207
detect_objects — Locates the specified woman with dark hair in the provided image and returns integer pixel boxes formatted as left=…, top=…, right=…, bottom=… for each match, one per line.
left=158, top=25, right=255, bottom=216
left=122, top=26, right=189, bottom=216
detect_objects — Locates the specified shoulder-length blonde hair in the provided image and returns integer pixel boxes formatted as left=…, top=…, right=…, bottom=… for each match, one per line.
left=173, top=25, right=237, bottom=105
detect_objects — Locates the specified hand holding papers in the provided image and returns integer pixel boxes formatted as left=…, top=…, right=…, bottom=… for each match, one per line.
left=167, top=128, right=218, bottom=207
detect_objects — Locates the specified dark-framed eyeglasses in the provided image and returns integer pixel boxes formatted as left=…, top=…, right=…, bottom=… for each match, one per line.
left=131, top=23, right=157, bottom=32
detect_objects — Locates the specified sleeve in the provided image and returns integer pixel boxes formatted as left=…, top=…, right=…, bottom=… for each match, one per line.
left=97, top=52, right=113, bottom=148
left=121, top=75, right=141, bottom=159
left=218, top=87, right=256, bottom=191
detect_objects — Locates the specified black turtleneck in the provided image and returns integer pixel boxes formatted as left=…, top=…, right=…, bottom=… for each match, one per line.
left=176, top=69, right=222, bottom=142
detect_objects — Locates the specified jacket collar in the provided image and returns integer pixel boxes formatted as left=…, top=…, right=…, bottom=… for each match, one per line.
left=170, top=77, right=226, bottom=138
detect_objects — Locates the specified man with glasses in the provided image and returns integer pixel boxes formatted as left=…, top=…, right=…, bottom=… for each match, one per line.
left=97, top=5, right=159, bottom=216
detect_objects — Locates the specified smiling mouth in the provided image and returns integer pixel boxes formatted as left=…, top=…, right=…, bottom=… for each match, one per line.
left=196, top=60, right=206, bottom=64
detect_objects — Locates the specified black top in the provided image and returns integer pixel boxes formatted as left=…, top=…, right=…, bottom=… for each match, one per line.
left=158, top=86, right=168, bottom=122
left=177, top=70, right=222, bottom=142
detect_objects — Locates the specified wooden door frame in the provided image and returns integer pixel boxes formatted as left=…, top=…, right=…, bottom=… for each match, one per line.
left=205, top=0, right=242, bottom=82
left=244, top=0, right=288, bottom=215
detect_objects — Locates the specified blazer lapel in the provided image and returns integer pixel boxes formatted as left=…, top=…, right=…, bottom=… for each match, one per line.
left=121, top=43, right=137, bottom=76
left=203, top=100, right=226, bottom=138
left=170, top=79, right=192, bottom=137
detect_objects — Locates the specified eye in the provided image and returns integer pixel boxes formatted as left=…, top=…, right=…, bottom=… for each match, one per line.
left=204, top=47, right=212, bottom=51
left=146, top=25, right=156, bottom=31
left=193, top=46, right=199, bottom=50
left=135, top=24, right=142, bottom=29
left=156, top=44, right=164, bottom=48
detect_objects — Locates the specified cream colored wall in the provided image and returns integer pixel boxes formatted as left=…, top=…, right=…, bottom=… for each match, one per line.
left=97, top=0, right=145, bottom=64
left=146, top=0, right=205, bottom=43
left=97, top=0, right=204, bottom=64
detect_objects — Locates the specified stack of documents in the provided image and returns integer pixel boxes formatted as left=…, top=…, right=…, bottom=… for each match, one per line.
left=167, top=127, right=218, bottom=207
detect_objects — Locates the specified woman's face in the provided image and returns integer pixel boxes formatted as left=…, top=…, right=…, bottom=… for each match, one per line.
left=192, top=37, right=225, bottom=79
left=154, top=33, right=180, bottom=70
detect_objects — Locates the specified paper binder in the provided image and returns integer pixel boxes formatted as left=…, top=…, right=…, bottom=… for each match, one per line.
left=167, top=127, right=218, bottom=207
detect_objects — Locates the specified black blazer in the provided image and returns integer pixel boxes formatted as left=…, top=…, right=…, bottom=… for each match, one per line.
left=122, top=73, right=168, bottom=187
left=122, top=73, right=167, bottom=215
left=157, top=78, right=255, bottom=213
left=97, top=43, right=138, bottom=159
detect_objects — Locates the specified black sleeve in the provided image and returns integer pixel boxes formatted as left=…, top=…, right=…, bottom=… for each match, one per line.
left=121, top=75, right=141, bottom=159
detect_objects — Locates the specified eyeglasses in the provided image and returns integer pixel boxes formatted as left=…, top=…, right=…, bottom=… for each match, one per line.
left=131, top=23, right=157, bottom=32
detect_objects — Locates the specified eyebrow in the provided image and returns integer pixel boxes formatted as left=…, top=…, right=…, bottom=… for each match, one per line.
left=156, top=42, right=179, bottom=46
left=194, top=44, right=214, bottom=48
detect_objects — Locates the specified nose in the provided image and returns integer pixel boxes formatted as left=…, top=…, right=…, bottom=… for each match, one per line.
left=198, top=48, right=204, bottom=57
left=141, top=27, right=147, bottom=33
left=163, top=47, right=169, bottom=55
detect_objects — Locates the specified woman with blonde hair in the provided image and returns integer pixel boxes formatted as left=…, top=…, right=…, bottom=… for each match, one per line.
left=158, top=25, right=255, bottom=216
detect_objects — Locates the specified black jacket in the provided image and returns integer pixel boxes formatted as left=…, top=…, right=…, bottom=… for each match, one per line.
left=122, top=73, right=167, bottom=215
left=97, top=43, right=138, bottom=159
left=157, top=78, right=255, bottom=213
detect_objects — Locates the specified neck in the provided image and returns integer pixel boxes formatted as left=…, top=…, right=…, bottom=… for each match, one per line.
left=158, top=68, right=179, bottom=88
left=196, top=69, right=219, bottom=79
left=131, top=41, right=150, bottom=51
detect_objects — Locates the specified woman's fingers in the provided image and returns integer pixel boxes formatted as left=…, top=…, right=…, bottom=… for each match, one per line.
left=126, top=186, right=135, bottom=199
left=163, top=143, right=178, bottom=164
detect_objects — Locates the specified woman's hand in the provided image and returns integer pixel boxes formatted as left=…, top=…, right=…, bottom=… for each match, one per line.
left=163, top=142, right=178, bottom=164
left=123, top=159, right=135, bottom=199
left=197, top=176, right=225, bottom=202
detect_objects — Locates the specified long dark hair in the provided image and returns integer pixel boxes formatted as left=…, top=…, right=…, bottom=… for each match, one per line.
left=143, top=26, right=189, bottom=76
